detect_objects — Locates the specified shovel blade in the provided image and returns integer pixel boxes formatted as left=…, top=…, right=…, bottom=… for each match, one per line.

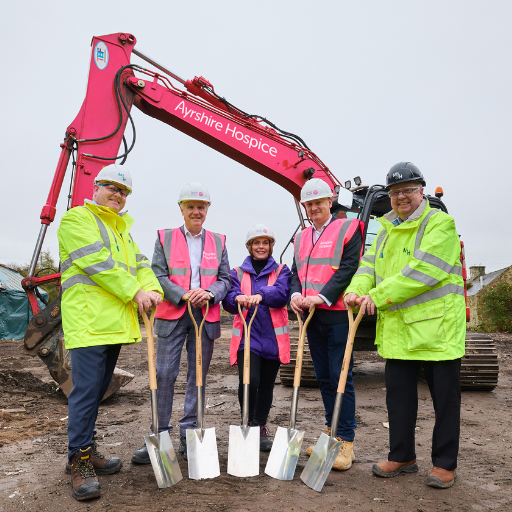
left=227, top=425, right=260, bottom=477
left=144, top=432, right=183, bottom=488
left=300, top=432, right=342, bottom=492
left=186, top=427, right=220, bottom=480
left=264, top=426, right=304, bottom=481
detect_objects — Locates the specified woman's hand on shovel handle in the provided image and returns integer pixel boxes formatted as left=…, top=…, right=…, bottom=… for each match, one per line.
left=290, top=294, right=305, bottom=314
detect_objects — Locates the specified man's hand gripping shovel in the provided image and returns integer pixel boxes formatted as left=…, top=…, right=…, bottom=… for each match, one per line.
left=227, top=303, right=260, bottom=477
left=185, top=300, right=221, bottom=480
left=141, top=308, right=183, bottom=488
left=265, top=307, right=316, bottom=480
left=300, top=306, right=364, bottom=492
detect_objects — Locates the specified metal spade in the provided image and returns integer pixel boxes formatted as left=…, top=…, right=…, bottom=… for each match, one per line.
left=141, top=308, right=183, bottom=488
left=300, top=306, right=364, bottom=492
left=227, top=303, right=260, bottom=477
left=265, top=307, right=316, bottom=480
left=185, top=300, right=221, bottom=480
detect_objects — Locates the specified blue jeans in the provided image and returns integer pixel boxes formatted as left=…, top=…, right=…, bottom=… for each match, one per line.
left=67, top=344, right=121, bottom=461
left=306, top=317, right=356, bottom=441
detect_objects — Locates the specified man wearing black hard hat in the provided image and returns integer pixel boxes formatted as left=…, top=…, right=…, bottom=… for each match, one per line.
left=345, top=162, right=466, bottom=489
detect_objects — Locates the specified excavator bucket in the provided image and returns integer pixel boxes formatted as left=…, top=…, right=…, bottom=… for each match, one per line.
left=24, top=296, right=133, bottom=400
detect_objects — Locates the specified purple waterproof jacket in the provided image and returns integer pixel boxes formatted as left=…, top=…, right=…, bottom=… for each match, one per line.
left=223, top=256, right=291, bottom=361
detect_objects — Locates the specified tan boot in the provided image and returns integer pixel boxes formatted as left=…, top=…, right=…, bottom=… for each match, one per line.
left=427, top=467, right=456, bottom=489
left=306, top=428, right=331, bottom=456
left=69, top=446, right=101, bottom=501
left=66, top=438, right=122, bottom=475
left=372, top=459, right=418, bottom=478
left=332, top=440, right=355, bottom=471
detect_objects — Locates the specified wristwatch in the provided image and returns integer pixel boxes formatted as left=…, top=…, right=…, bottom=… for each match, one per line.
left=207, top=291, right=214, bottom=301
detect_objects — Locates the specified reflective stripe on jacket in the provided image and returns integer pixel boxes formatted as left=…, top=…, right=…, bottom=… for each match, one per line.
left=155, top=228, right=225, bottom=322
left=57, top=201, right=163, bottom=350
left=230, top=265, right=290, bottom=365
left=345, top=199, right=466, bottom=360
left=294, top=218, right=363, bottom=310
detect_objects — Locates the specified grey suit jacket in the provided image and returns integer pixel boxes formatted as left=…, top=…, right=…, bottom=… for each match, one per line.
left=152, top=225, right=231, bottom=340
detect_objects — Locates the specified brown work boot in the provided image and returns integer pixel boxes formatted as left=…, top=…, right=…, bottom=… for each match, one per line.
left=427, top=466, right=456, bottom=488
left=69, top=446, right=101, bottom=501
left=332, top=440, right=355, bottom=471
left=66, top=438, right=122, bottom=475
left=372, top=459, right=418, bottom=478
left=306, top=428, right=331, bottom=456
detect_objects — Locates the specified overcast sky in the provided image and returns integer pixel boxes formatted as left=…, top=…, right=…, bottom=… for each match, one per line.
left=1, top=1, right=511, bottom=275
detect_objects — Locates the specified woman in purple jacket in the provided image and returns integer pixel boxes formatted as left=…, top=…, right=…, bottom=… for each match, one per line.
left=223, top=224, right=291, bottom=451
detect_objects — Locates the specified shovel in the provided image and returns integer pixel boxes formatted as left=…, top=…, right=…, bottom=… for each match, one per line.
left=141, top=308, right=183, bottom=488
left=265, top=307, right=316, bottom=480
left=227, top=303, right=260, bottom=477
left=185, top=300, right=221, bottom=480
left=300, top=306, right=364, bottom=492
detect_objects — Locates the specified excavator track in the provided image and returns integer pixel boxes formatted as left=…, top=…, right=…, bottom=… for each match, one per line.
left=280, top=326, right=499, bottom=391
left=460, top=333, right=499, bottom=391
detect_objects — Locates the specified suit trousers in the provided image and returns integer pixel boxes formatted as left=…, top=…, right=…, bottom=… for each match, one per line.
left=385, top=358, right=461, bottom=471
left=154, top=306, right=214, bottom=437
left=67, top=344, right=121, bottom=460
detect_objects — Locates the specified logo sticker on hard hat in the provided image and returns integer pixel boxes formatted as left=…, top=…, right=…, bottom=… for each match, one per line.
left=392, top=172, right=402, bottom=179
left=118, top=173, right=126, bottom=182
left=94, top=42, right=109, bottom=70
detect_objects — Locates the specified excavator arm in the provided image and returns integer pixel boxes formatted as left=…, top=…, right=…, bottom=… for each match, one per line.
left=22, top=32, right=343, bottom=398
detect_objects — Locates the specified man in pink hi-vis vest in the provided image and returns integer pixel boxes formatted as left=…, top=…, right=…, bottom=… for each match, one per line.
left=132, top=182, right=231, bottom=464
left=290, top=178, right=363, bottom=472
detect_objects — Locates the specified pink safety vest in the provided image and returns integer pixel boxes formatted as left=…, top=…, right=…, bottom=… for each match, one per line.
left=294, top=218, right=363, bottom=311
left=230, top=264, right=290, bottom=365
left=155, top=228, right=225, bottom=323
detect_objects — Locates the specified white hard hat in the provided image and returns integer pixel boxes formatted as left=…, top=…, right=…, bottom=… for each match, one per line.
left=178, top=182, right=211, bottom=204
left=300, top=178, right=333, bottom=203
left=94, top=164, right=132, bottom=194
left=246, top=224, right=276, bottom=244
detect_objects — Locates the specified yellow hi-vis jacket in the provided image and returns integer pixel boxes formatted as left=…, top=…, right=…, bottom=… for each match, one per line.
left=345, top=199, right=466, bottom=361
left=57, top=200, right=163, bottom=349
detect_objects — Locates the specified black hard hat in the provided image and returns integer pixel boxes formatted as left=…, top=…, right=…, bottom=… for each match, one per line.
left=386, top=162, right=426, bottom=189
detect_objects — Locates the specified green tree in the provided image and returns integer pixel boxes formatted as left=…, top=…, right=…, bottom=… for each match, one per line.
left=482, top=283, right=512, bottom=332
left=9, top=249, right=60, bottom=303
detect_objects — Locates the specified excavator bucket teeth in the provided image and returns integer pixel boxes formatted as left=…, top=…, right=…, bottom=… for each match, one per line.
left=24, top=307, right=134, bottom=400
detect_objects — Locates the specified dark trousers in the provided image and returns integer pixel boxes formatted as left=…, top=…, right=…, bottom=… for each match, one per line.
left=385, top=358, right=461, bottom=471
left=237, top=350, right=280, bottom=426
left=67, top=344, right=121, bottom=461
left=306, top=317, right=356, bottom=441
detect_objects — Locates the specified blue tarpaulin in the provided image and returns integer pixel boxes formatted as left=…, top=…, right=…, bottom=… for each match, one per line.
left=0, top=265, right=48, bottom=340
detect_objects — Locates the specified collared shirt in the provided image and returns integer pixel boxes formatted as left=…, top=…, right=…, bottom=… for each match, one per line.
left=184, top=226, right=203, bottom=289
left=312, top=216, right=334, bottom=244
left=392, top=215, right=410, bottom=227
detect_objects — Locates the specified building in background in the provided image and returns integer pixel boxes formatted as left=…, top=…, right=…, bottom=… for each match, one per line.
left=467, top=265, right=512, bottom=329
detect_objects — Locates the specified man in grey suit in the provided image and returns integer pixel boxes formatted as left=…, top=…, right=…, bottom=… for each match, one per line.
left=132, top=182, right=230, bottom=463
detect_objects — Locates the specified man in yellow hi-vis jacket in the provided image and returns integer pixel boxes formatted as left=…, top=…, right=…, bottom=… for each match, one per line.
left=57, top=164, right=163, bottom=501
left=345, top=162, right=465, bottom=490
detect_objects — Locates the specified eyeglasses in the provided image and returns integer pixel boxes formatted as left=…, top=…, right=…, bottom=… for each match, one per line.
left=388, top=186, right=422, bottom=199
left=97, top=183, right=130, bottom=197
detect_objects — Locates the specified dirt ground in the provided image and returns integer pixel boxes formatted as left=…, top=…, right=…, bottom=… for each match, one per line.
left=1, top=327, right=511, bottom=512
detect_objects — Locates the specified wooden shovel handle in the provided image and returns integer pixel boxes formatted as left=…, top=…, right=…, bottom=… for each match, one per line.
left=336, top=306, right=364, bottom=394
left=293, top=307, right=315, bottom=387
left=187, top=300, right=209, bottom=387
left=238, top=302, right=258, bottom=385
left=142, top=308, right=157, bottom=391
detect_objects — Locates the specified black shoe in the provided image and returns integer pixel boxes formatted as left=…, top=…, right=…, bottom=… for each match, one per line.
left=259, top=425, right=273, bottom=452
left=131, top=443, right=151, bottom=465
left=178, top=435, right=187, bottom=461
